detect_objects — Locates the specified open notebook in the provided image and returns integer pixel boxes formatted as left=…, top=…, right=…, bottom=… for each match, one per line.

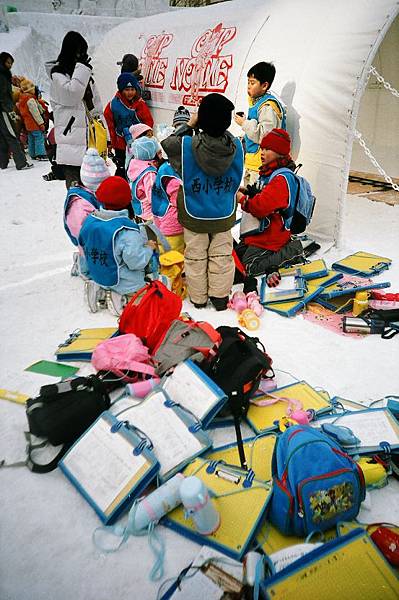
left=117, top=389, right=212, bottom=482
left=59, top=412, right=159, bottom=524
left=310, top=408, right=399, bottom=454
left=260, top=273, right=306, bottom=304
left=55, top=327, right=118, bottom=361
left=160, top=360, right=228, bottom=428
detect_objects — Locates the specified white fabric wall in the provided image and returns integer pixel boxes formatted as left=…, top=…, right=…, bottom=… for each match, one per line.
left=94, top=0, right=399, bottom=245
left=350, top=16, right=399, bottom=179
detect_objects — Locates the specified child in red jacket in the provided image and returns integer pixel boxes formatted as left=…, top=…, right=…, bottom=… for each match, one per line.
left=104, top=73, right=153, bottom=180
left=235, top=129, right=304, bottom=280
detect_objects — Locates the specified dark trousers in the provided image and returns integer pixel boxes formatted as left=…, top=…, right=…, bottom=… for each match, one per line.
left=0, top=111, right=28, bottom=170
left=61, top=165, right=82, bottom=189
left=114, top=148, right=127, bottom=180
left=235, top=238, right=304, bottom=277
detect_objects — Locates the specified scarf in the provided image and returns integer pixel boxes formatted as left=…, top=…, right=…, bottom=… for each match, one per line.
left=259, top=154, right=296, bottom=177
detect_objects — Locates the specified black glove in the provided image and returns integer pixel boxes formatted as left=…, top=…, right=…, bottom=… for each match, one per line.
left=246, top=182, right=261, bottom=198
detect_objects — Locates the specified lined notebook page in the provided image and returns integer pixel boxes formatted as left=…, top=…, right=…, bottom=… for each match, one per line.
left=162, top=362, right=219, bottom=421
left=311, top=410, right=399, bottom=448
left=123, top=391, right=204, bottom=477
left=62, top=417, right=146, bottom=512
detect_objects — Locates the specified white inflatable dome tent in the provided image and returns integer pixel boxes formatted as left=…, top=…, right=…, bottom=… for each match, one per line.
left=93, top=0, right=399, bottom=246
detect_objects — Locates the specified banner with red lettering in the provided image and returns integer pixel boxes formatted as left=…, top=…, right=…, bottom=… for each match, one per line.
left=134, top=16, right=263, bottom=110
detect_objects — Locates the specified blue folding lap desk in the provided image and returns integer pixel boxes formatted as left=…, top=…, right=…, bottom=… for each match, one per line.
left=59, top=411, right=160, bottom=524
left=261, top=529, right=399, bottom=599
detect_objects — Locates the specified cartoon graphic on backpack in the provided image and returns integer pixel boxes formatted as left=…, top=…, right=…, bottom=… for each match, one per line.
left=268, top=425, right=366, bottom=536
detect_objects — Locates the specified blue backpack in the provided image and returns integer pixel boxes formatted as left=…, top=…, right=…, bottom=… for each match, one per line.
left=268, top=168, right=316, bottom=234
left=268, top=425, right=365, bottom=536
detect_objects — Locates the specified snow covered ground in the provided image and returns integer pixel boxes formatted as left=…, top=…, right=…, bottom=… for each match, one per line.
left=0, top=160, right=398, bottom=599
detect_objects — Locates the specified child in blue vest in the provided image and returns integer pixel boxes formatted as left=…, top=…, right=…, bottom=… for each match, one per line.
left=235, top=129, right=304, bottom=279
left=63, top=148, right=110, bottom=276
left=127, top=136, right=161, bottom=221
left=79, top=176, right=156, bottom=302
left=104, top=73, right=153, bottom=179
left=162, top=93, right=244, bottom=311
left=234, top=62, right=286, bottom=186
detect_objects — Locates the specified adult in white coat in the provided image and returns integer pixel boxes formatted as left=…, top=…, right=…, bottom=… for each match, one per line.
left=46, top=31, right=104, bottom=188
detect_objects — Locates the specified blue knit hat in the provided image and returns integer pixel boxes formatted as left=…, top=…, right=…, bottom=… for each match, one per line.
left=117, top=72, right=141, bottom=93
left=132, top=136, right=160, bottom=161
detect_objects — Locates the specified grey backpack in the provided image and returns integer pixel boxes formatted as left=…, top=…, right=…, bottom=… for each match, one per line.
left=152, top=319, right=221, bottom=376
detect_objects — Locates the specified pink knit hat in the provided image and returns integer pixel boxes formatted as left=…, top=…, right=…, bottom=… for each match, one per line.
left=129, top=123, right=153, bottom=140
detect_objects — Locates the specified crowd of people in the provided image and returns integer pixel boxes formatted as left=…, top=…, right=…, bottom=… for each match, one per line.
left=2, top=30, right=306, bottom=312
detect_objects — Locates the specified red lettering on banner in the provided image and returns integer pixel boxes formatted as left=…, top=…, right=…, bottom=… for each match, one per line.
left=139, top=33, right=173, bottom=89
left=170, top=22, right=236, bottom=106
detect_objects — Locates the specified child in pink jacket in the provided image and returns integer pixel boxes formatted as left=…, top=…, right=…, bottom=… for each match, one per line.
left=63, top=148, right=110, bottom=275
left=151, top=160, right=184, bottom=253
left=127, top=136, right=161, bottom=221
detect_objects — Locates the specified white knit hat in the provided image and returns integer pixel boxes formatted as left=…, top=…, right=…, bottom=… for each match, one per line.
left=80, top=148, right=110, bottom=191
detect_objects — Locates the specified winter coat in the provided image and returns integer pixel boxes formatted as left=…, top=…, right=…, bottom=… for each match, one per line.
left=0, top=63, right=13, bottom=113
left=127, top=158, right=157, bottom=221
left=161, top=124, right=240, bottom=234
left=81, top=208, right=153, bottom=295
left=104, top=91, right=154, bottom=151
left=45, top=60, right=103, bottom=167
left=240, top=170, right=292, bottom=251
left=153, top=176, right=183, bottom=237
left=17, top=92, right=45, bottom=131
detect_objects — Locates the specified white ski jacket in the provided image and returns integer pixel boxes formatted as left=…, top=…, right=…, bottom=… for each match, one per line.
left=46, top=61, right=104, bottom=167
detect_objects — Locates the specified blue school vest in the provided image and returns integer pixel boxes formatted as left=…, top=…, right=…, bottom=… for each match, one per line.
left=79, top=213, right=139, bottom=286
left=244, top=93, right=287, bottom=156
left=130, top=165, right=157, bottom=216
left=63, top=186, right=99, bottom=246
left=151, top=162, right=181, bottom=218
left=181, top=136, right=243, bottom=220
left=111, top=96, right=141, bottom=139
left=259, top=168, right=298, bottom=231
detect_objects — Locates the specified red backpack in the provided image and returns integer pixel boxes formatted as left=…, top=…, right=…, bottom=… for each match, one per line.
left=118, top=281, right=182, bottom=353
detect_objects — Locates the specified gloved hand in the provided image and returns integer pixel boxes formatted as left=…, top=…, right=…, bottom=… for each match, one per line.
left=246, top=182, right=260, bottom=198
left=266, top=271, right=281, bottom=288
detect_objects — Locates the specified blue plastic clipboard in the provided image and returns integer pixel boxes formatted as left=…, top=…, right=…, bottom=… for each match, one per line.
left=59, top=411, right=160, bottom=524
left=120, top=389, right=212, bottom=482
left=310, top=407, right=399, bottom=455
left=160, top=359, right=228, bottom=428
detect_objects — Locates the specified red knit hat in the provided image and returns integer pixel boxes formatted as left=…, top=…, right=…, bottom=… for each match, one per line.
left=260, top=128, right=291, bottom=155
left=96, top=176, right=131, bottom=210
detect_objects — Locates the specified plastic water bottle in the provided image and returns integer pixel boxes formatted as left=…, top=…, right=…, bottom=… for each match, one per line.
left=352, top=291, right=369, bottom=316
left=179, top=476, right=220, bottom=535
left=238, top=308, right=260, bottom=331
left=133, top=473, right=185, bottom=530
left=125, top=377, right=160, bottom=399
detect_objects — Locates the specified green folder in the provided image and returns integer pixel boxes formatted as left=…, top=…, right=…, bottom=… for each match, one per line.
left=25, top=360, right=79, bottom=378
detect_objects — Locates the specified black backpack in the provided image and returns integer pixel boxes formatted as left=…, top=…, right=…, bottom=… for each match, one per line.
left=25, top=375, right=111, bottom=473
left=201, top=327, right=274, bottom=467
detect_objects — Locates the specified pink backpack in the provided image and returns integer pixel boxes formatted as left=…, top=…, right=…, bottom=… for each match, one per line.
left=91, top=333, right=155, bottom=383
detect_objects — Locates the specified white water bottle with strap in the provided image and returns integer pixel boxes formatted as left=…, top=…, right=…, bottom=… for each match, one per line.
left=179, top=476, right=220, bottom=535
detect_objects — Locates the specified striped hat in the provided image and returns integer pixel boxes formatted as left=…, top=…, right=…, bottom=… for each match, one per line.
left=80, top=148, right=110, bottom=191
